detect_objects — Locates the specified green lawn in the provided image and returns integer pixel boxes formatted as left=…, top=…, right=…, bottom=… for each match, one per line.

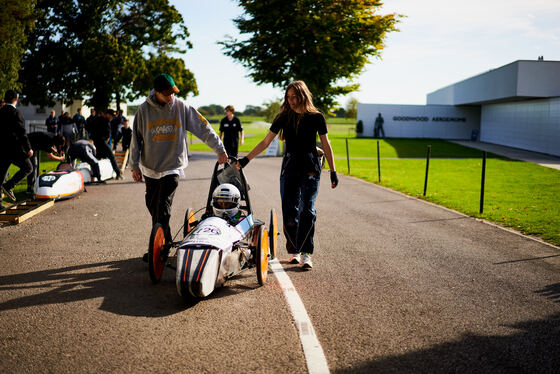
left=338, top=138, right=560, bottom=246
left=192, top=120, right=560, bottom=246
left=6, top=118, right=558, bottom=248
left=205, top=115, right=266, bottom=125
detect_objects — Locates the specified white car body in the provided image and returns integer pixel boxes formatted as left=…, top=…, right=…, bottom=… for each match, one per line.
left=76, top=159, right=116, bottom=183
left=35, top=170, right=84, bottom=200
left=176, top=214, right=256, bottom=298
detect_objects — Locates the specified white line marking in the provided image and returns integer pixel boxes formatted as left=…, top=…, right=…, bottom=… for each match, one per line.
left=269, top=259, right=330, bottom=374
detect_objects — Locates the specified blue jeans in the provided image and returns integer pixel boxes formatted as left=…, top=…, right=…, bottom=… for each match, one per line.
left=280, top=157, right=321, bottom=255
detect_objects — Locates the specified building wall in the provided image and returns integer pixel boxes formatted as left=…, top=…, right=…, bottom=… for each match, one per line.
left=357, top=103, right=480, bottom=139
left=427, top=60, right=560, bottom=105
left=480, top=97, right=560, bottom=156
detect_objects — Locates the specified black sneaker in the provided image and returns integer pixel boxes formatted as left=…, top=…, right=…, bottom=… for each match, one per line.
left=2, top=186, right=16, bottom=202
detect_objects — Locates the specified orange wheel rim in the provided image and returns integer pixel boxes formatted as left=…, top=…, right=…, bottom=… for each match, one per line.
left=261, top=228, right=269, bottom=281
left=152, top=227, right=165, bottom=279
left=187, top=211, right=195, bottom=233
left=270, top=210, right=278, bottom=258
left=272, top=213, right=278, bottom=254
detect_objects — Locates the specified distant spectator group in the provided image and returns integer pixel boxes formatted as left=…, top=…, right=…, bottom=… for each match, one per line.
left=44, top=107, right=128, bottom=152
left=1, top=97, right=130, bottom=208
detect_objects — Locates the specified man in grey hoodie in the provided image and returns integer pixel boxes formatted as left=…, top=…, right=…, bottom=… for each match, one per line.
left=131, top=73, right=227, bottom=246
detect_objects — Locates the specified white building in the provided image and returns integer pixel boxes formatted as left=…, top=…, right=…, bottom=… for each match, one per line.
left=16, top=99, right=127, bottom=133
left=357, top=60, right=560, bottom=157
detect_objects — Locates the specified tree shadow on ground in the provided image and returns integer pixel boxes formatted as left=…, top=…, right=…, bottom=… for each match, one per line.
left=535, top=282, right=560, bottom=304
left=333, top=311, right=560, bottom=374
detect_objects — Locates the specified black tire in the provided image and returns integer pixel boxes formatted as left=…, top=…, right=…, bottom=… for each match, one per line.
left=256, top=224, right=269, bottom=286
left=148, top=223, right=167, bottom=284
left=269, top=208, right=278, bottom=260
left=180, top=282, right=197, bottom=305
left=183, top=208, right=196, bottom=238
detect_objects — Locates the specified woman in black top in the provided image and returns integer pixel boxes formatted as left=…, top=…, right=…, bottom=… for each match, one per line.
left=237, top=80, right=338, bottom=269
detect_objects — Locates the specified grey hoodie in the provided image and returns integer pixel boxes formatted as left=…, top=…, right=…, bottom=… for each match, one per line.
left=130, top=90, right=225, bottom=173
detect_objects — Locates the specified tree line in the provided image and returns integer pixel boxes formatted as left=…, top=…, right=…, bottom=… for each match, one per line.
left=2, top=0, right=400, bottom=114
left=198, top=98, right=357, bottom=119
left=3, top=0, right=196, bottom=111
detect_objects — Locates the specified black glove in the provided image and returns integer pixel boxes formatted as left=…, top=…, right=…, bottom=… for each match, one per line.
left=238, top=156, right=250, bottom=169
left=330, top=170, right=338, bottom=187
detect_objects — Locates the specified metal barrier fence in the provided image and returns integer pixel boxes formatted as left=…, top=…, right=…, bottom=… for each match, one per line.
left=343, top=138, right=487, bottom=213
left=25, top=120, right=47, bottom=133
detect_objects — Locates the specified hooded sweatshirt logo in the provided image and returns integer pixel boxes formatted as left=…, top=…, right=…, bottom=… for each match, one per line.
left=147, top=118, right=181, bottom=141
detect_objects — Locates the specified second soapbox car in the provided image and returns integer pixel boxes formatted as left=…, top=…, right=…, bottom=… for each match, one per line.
left=147, top=157, right=278, bottom=301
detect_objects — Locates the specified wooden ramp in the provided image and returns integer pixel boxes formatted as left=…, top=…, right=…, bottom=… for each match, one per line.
left=0, top=199, right=55, bottom=224
left=114, top=149, right=129, bottom=173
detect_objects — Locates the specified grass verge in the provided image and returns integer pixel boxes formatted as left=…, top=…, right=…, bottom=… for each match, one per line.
left=6, top=120, right=558, bottom=248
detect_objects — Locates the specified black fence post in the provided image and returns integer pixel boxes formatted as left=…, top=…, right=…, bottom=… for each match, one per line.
left=423, top=145, right=431, bottom=196
left=480, top=151, right=487, bottom=214
left=346, top=138, right=350, bottom=175
left=377, top=140, right=381, bottom=182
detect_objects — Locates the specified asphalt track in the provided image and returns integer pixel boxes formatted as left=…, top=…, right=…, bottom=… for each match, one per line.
left=1, top=151, right=559, bottom=373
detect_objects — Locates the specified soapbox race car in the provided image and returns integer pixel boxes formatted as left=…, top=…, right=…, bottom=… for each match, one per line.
left=147, top=157, right=278, bottom=301
left=34, top=159, right=116, bottom=200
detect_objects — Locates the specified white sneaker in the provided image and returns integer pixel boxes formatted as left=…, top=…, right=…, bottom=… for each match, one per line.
left=301, top=253, right=313, bottom=269
left=288, top=253, right=301, bottom=264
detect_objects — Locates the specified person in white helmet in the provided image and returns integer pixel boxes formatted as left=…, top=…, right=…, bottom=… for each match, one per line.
left=212, top=183, right=244, bottom=223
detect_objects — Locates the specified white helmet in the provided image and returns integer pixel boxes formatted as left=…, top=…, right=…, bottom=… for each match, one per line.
left=212, top=183, right=241, bottom=218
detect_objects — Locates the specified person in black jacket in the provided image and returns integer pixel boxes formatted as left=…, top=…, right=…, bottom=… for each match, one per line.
left=219, top=105, right=244, bottom=157
left=85, top=108, right=96, bottom=137
left=110, top=109, right=124, bottom=151
left=121, top=118, right=132, bottom=152
left=45, top=109, right=58, bottom=134
left=89, top=109, right=122, bottom=179
left=0, top=90, right=33, bottom=204
left=73, top=107, right=86, bottom=139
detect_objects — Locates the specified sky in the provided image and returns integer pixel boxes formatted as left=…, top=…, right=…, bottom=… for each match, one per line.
left=170, top=0, right=560, bottom=112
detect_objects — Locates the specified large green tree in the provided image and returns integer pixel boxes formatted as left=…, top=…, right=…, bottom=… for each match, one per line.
left=20, top=0, right=197, bottom=110
left=0, top=0, right=35, bottom=97
left=220, top=0, right=400, bottom=111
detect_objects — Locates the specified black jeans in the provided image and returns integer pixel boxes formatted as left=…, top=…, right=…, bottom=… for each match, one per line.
left=0, top=155, right=33, bottom=191
left=93, top=139, right=121, bottom=177
left=26, top=152, right=40, bottom=191
left=68, top=147, right=101, bottom=180
left=112, top=129, right=123, bottom=151
left=224, top=138, right=239, bottom=158
left=144, top=174, right=179, bottom=242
